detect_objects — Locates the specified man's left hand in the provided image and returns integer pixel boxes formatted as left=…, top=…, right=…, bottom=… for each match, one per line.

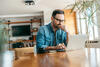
left=58, top=25, right=67, bottom=32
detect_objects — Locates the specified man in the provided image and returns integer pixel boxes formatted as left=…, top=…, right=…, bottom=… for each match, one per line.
left=36, top=9, right=68, bottom=53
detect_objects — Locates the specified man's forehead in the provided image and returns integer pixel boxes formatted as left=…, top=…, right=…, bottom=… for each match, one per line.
left=55, top=14, right=64, bottom=16
left=55, top=14, right=64, bottom=19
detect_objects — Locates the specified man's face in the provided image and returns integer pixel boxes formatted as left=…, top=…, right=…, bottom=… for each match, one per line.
left=52, top=14, right=65, bottom=29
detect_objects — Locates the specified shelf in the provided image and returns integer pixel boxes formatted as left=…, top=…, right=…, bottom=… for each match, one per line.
left=4, top=20, right=41, bottom=24
left=5, top=19, right=42, bottom=49
left=31, top=30, right=38, bottom=32
left=9, top=40, right=34, bottom=43
left=31, top=28, right=38, bottom=32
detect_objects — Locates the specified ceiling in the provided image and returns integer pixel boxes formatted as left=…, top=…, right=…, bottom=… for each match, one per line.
left=0, top=0, right=75, bottom=15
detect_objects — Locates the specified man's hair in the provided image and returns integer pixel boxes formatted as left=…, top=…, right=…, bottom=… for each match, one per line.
left=52, top=9, right=64, bottom=18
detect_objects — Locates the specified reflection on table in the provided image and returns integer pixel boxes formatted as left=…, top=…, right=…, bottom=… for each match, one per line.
left=13, top=48, right=100, bottom=67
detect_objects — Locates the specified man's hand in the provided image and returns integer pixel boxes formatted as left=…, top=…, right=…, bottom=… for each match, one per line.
left=58, top=25, right=68, bottom=32
left=56, top=43, right=66, bottom=49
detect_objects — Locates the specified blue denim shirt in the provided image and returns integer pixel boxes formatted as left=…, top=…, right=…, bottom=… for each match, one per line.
left=36, top=23, right=67, bottom=52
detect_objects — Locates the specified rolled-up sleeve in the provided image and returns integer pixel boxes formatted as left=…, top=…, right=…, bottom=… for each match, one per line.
left=36, top=27, right=48, bottom=49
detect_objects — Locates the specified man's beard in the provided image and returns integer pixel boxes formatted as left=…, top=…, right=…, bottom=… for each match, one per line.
left=53, top=22, right=60, bottom=29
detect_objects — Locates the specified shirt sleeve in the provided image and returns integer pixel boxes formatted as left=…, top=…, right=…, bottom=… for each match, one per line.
left=63, top=32, right=67, bottom=46
left=36, top=26, right=48, bottom=49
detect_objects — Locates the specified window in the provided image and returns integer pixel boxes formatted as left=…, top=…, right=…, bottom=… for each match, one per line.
left=77, top=4, right=98, bottom=40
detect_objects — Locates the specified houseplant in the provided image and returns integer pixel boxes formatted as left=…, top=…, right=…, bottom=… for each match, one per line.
left=0, top=18, right=9, bottom=52
left=65, top=0, right=100, bottom=26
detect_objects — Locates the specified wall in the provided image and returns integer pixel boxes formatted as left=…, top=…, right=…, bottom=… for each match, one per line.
left=43, top=9, right=54, bottom=25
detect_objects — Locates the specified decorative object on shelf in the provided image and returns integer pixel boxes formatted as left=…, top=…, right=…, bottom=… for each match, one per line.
left=24, top=0, right=35, bottom=5
left=0, top=18, right=9, bottom=52
left=32, top=27, right=38, bottom=32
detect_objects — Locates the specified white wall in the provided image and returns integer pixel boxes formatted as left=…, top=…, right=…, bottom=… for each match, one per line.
left=43, top=9, right=54, bottom=25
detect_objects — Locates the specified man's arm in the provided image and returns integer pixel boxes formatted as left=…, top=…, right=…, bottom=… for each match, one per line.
left=45, top=46, right=57, bottom=50
left=58, top=25, right=69, bottom=45
left=36, top=27, right=48, bottom=49
left=45, top=43, right=66, bottom=50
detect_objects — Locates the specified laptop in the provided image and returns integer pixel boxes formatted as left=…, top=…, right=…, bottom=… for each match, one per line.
left=66, top=35, right=87, bottom=51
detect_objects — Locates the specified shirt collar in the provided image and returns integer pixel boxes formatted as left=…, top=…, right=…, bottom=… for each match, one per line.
left=49, top=22, right=55, bottom=33
left=49, top=22, right=62, bottom=33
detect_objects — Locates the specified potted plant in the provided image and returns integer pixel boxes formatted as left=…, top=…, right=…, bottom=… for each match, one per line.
left=65, top=0, right=100, bottom=40
left=65, top=0, right=100, bottom=26
left=0, top=18, right=9, bottom=52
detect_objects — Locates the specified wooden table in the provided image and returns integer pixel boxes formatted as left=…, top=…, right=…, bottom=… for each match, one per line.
left=13, top=48, right=100, bottom=67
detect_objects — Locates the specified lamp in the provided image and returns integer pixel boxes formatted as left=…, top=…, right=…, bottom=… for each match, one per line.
left=24, top=0, right=35, bottom=5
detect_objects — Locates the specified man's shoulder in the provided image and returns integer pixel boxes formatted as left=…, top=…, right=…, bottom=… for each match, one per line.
left=38, top=23, right=50, bottom=35
left=40, top=25, right=47, bottom=30
left=40, top=23, right=50, bottom=29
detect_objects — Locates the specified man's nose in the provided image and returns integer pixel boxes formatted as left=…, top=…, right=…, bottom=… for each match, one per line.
left=58, top=22, right=61, bottom=25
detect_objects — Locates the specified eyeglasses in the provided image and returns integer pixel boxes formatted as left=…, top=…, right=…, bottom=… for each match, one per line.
left=54, top=17, right=65, bottom=23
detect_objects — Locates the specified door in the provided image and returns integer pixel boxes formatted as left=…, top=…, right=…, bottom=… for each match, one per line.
left=63, top=9, right=78, bottom=35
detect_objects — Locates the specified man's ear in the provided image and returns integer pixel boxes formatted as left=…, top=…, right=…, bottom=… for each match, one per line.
left=51, top=17, right=53, bottom=21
